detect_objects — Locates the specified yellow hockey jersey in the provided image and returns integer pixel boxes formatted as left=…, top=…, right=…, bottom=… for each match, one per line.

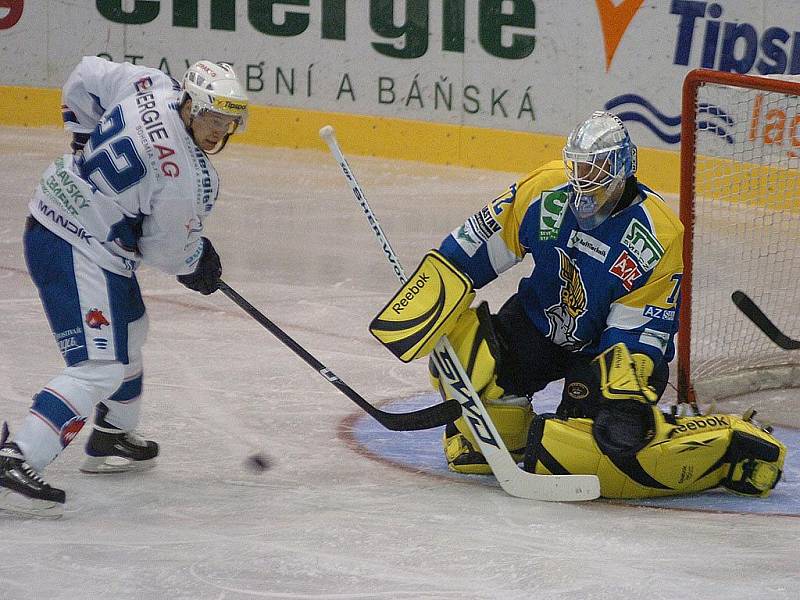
left=438, top=161, right=684, bottom=363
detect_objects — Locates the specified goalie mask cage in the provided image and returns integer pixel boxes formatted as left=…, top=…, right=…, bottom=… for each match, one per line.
left=678, top=69, right=800, bottom=407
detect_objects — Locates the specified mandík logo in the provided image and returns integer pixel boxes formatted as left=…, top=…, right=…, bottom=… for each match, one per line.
left=85, top=308, right=110, bottom=329
left=60, top=416, right=87, bottom=447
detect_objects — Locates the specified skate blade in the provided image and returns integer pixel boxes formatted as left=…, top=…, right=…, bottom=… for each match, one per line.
left=0, top=488, right=63, bottom=519
left=79, top=455, right=156, bottom=474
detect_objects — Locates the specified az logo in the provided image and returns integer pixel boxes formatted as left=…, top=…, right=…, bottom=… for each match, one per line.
left=595, top=0, right=646, bottom=71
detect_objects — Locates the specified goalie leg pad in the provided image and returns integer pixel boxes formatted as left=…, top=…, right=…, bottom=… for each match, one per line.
left=523, top=409, right=786, bottom=498
left=430, top=302, right=532, bottom=474
left=721, top=419, right=786, bottom=497
left=369, top=250, right=474, bottom=362
left=428, top=302, right=503, bottom=401
left=443, top=396, right=534, bottom=474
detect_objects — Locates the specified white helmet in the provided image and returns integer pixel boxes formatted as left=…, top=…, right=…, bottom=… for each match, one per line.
left=563, top=111, right=637, bottom=229
left=181, top=61, right=249, bottom=132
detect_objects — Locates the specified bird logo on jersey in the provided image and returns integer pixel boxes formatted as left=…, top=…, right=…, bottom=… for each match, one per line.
left=85, top=308, right=110, bottom=329
left=545, top=248, right=588, bottom=350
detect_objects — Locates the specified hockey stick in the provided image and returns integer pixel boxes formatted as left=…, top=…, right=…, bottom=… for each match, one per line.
left=217, top=280, right=462, bottom=431
left=732, top=290, right=800, bottom=350
left=320, top=125, right=600, bottom=501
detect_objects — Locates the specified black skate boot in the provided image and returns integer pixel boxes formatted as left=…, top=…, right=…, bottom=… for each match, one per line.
left=0, top=422, right=65, bottom=518
left=80, top=403, right=159, bottom=474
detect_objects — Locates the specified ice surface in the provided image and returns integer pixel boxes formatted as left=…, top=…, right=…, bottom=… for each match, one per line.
left=0, top=127, right=797, bottom=600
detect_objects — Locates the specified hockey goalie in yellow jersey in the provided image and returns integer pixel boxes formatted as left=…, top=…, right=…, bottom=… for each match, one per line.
left=370, top=111, right=785, bottom=499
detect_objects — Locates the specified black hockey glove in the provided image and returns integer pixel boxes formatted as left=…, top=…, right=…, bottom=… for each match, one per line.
left=71, top=132, right=90, bottom=155
left=558, top=344, right=665, bottom=419
left=177, top=237, right=221, bottom=295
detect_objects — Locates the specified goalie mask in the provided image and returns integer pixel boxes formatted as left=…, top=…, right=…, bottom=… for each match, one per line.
left=181, top=61, right=249, bottom=154
left=563, top=111, right=637, bottom=230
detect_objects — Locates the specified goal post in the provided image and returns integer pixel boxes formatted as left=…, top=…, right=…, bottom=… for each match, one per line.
left=678, top=69, right=800, bottom=408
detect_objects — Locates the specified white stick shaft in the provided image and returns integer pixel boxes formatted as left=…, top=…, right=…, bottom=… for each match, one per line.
left=320, top=125, right=600, bottom=501
left=320, top=126, right=406, bottom=284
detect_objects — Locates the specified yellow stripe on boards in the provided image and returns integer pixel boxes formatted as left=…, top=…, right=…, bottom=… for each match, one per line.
left=1, top=84, right=681, bottom=194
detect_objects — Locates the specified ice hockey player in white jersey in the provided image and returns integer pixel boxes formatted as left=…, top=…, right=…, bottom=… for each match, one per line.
left=0, top=56, right=248, bottom=517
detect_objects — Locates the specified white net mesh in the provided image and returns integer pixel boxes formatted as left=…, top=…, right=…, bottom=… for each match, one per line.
left=683, top=74, right=800, bottom=402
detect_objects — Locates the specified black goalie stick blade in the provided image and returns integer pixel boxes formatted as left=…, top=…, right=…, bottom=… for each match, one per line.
left=732, top=290, right=800, bottom=350
left=217, top=281, right=461, bottom=431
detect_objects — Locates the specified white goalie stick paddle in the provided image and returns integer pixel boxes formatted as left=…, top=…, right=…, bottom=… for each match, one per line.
left=320, top=125, right=600, bottom=501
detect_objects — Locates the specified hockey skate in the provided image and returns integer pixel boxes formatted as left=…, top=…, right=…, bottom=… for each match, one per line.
left=80, top=407, right=159, bottom=474
left=0, top=423, right=65, bottom=518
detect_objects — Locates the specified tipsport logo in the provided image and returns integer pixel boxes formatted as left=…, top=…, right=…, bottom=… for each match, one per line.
left=595, top=0, right=646, bottom=72
left=598, top=1, right=800, bottom=75
left=603, top=92, right=733, bottom=146
left=594, top=1, right=800, bottom=146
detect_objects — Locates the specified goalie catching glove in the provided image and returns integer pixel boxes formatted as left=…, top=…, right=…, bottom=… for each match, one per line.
left=559, top=343, right=660, bottom=418
left=370, top=250, right=474, bottom=362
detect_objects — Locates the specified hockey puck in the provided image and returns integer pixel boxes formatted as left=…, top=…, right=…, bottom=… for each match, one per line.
left=245, top=452, right=272, bottom=473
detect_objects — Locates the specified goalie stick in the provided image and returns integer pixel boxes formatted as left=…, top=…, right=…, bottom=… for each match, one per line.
left=217, top=280, right=462, bottom=431
left=732, top=290, right=800, bottom=350
left=320, top=125, right=600, bottom=501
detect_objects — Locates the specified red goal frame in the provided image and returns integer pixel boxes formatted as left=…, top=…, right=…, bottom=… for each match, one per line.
left=677, top=68, right=800, bottom=407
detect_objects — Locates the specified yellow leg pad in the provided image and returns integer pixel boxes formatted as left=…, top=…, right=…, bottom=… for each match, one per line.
left=429, top=307, right=502, bottom=399
left=443, top=399, right=533, bottom=474
left=527, top=411, right=786, bottom=498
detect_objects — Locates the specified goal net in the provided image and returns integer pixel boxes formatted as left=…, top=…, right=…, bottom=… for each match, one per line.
left=678, top=69, right=800, bottom=407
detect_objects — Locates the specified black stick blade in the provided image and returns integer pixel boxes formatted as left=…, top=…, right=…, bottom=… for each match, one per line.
left=375, top=398, right=462, bottom=431
left=218, top=280, right=460, bottom=431
left=732, top=290, right=800, bottom=350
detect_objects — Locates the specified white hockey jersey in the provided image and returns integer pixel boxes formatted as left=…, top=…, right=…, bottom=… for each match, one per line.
left=30, top=56, right=219, bottom=277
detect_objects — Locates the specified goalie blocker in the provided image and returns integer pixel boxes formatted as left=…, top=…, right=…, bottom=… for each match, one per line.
left=370, top=250, right=475, bottom=362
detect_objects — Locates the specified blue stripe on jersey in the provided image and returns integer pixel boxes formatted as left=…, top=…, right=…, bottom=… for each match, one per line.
left=23, top=219, right=89, bottom=366
left=106, top=270, right=145, bottom=365
left=32, top=390, right=79, bottom=430
left=109, top=374, right=143, bottom=402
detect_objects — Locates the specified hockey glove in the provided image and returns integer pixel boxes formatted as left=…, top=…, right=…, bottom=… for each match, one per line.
left=558, top=343, right=659, bottom=419
left=177, top=237, right=221, bottom=295
left=71, top=132, right=90, bottom=156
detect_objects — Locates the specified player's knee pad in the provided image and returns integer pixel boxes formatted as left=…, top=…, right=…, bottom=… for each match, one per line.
left=523, top=407, right=786, bottom=499
left=443, top=395, right=534, bottom=474
left=428, top=302, right=504, bottom=401
left=16, top=360, right=125, bottom=469
left=56, top=360, right=126, bottom=414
